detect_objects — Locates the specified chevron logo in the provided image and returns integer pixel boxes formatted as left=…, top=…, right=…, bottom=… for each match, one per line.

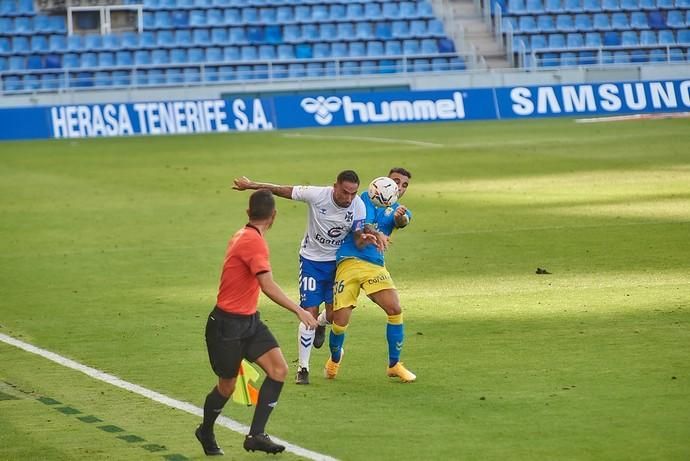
left=300, top=336, right=312, bottom=348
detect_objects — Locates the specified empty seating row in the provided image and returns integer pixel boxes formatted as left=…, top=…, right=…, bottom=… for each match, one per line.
left=0, top=15, right=67, bottom=34
left=142, top=2, right=434, bottom=27
left=0, top=38, right=454, bottom=71
left=0, top=21, right=448, bottom=56
left=0, top=0, right=34, bottom=16
left=525, top=46, right=688, bottom=65
left=513, top=27, right=690, bottom=48
left=502, top=10, right=690, bottom=32
left=140, top=0, right=428, bottom=10
left=502, top=0, right=689, bottom=14
left=1, top=56, right=466, bottom=92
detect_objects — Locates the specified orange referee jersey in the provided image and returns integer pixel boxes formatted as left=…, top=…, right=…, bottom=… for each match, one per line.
left=216, top=224, right=271, bottom=315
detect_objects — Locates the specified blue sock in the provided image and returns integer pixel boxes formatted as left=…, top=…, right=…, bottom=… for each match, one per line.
left=329, top=328, right=345, bottom=363
left=386, top=323, right=404, bottom=368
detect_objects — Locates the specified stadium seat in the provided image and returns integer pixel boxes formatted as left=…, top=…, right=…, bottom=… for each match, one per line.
left=556, top=14, right=576, bottom=31
left=139, top=32, right=156, bottom=49
left=563, top=0, right=583, bottom=11
left=312, top=4, right=328, bottom=20
left=41, top=73, right=63, bottom=90
left=98, top=52, right=115, bottom=67
left=14, top=17, right=32, bottom=34
left=193, top=28, right=211, bottom=45
left=313, top=42, right=330, bottom=58
left=431, top=57, right=449, bottom=71
left=44, top=54, right=61, bottom=69
left=403, top=38, right=420, bottom=54
left=172, top=10, right=189, bottom=28
left=166, top=68, right=184, bottom=84
left=103, top=34, right=120, bottom=50
left=224, top=46, right=240, bottom=61
left=337, top=22, right=355, bottom=40
left=400, top=1, right=418, bottom=18
left=240, top=45, right=258, bottom=61
left=428, top=19, right=446, bottom=37
left=619, top=0, right=639, bottom=9
left=383, top=2, right=400, bottom=19
left=526, top=0, right=545, bottom=13
left=211, top=27, right=228, bottom=45
left=621, top=30, right=639, bottom=44
left=392, top=20, right=411, bottom=38
left=613, top=50, right=630, bottom=63
left=12, top=36, right=29, bottom=53
left=134, top=50, right=151, bottom=65
left=331, top=42, right=347, bottom=57
left=665, top=10, right=683, bottom=28
left=630, top=11, right=649, bottom=29
left=207, top=8, right=223, bottom=26
left=302, top=23, right=319, bottom=41
left=421, top=38, right=438, bottom=53
left=439, top=37, right=456, bottom=52
left=151, top=49, right=169, bottom=64
left=593, top=13, right=612, bottom=30
left=638, top=0, right=656, bottom=9
left=48, top=34, right=66, bottom=52
left=537, top=14, right=556, bottom=32
left=319, top=23, right=336, bottom=41
left=94, top=70, right=111, bottom=87
left=648, top=11, right=666, bottom=29
left=548, top=33, right=566, bottom=47
left=540, top=52, right=559, bottom=66
left=418, top=0, right=435, bottom=17
left=155, top=10, right=172, bottom=28
left=531, top=33, right=548, bottom=49
left=412, top=58, right=431, bottom=72
left=575, top=13, right=594, bottom=30
left=306, top=62, right=324, bottom=77
left=367, top=40, right=384, bottom=56
left=678, top=29, right=690, bottom=43
left=257, top=44, right=275, bottom=60
left=158, top=30, right=174, bottom=48
left=639, top=30, right=657, bottom=44
left=169, top=49, right=186, bottom=64
left=295, top=43, right=312, bottom=59
left=545, top=0, right=565, bottom=12
left=561, top=51, right=578, bottom=65
left=224, top=8, right=240, bottom=24
left=188, top=47, right=205, bottom=62
left=116, top=50, right=133, bottom=66
left=330, top=4, right=346, bottom=21
left=611, top=12, right=630, bottom=30
left=356, top=22, right=374, bottom=40
left=567, top=32, right=585, bottom=46
left=288, top=63, right=306, bottom=78
left=184, top=67, right=201, bottom=83
left=146, top=69, right=165, bottom=86
left=602, top=0, right=621, bottom=11
left=410, top=19, right=427, bottom=36
left=295, top=5, right=311, bottom=22
left=579, top=50, right=597, bottom=64
left=508, top=0, right=526, bottom=13
left=63, top=53, right=79, bottom=68
left=376, top=22, right=393, bottom=39
left=346, top=3, right=364, bottom=20
left=669, top=47, right=685, bottom=61
left=206, top=46, right=223, bottom=62
left=229, top=27, right=247, bottom=44
left=365, top=3, right=383, bottom=19
left=658, top=29, right=676, bottom=44
left=81, top=52, right=98, bottom=68
left=583, top=0, right=600, bottom=11
left=23, top=74, right=40, bottom=91
left=265, top=25, right=282, bottom=44
left=631, top=48, right=649, bottom=62
left=603, top=30, right=621, bottom=44
left=276, top=6, right=293, bottom=22
left=27, top=55, right=42, bottom=70
left=385, top=40, right=403, bottom=55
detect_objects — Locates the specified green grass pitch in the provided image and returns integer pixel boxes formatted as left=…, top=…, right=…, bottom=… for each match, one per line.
left=1, top=118, right=689, bottom=460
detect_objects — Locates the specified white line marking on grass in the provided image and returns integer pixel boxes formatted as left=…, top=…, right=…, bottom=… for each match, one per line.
left=283, top=132, right=443, bottom=148
left=0, top=333, right=338, bottom=461
left=575, top=112, right=690, bottom=123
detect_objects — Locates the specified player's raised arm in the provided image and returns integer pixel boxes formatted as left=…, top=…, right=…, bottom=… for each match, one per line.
left=233, top=176, right=294, bottom=200
left=257, top=271, right=318, bottom=329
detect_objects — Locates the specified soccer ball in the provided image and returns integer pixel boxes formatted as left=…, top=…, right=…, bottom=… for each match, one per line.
left=368, top=176, right=399, bottom=208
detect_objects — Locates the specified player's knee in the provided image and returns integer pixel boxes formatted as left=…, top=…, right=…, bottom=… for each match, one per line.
left=217, top=379, right=235, bottom=398
left=387, top=312, right=403, bottom=325
left=266, top=358, right=289, bottom=381
left=383, top=304, right=402, bottom=316
left=332, top=322, right=348, bottom=335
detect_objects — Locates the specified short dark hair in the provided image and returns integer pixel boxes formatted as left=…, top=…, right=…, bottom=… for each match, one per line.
left=248, top=189, right=275, bottom=220
left=336, top=170, right=360, bottom=185
left=389, top=167, right=412, bottom=179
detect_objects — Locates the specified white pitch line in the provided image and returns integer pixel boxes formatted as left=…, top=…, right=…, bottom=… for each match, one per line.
left=0, top=332, right=338, bottom=461
left=283, top=132, right=444, bottom=148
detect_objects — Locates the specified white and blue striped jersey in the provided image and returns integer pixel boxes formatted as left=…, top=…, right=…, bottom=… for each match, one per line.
left=291, top=186, right=366, bottom=262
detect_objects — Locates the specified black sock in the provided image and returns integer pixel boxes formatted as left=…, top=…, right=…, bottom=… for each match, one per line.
left=201, top=386, right=229, bottom=433
left=249, top=377, right=284, bottom=436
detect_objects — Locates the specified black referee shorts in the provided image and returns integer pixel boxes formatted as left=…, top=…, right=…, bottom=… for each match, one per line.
left=204, top=306, right=279, bottom=379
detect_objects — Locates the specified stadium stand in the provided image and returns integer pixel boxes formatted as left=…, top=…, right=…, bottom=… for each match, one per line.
left=494, top=0, right=690, bottom=66
left=0, top=0, right=465, bottom=93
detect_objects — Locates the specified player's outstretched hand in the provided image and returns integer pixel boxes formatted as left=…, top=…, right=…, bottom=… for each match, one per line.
left=233, top=176, right=253, bottom=191
left=297, top=309, right=318, bottom=329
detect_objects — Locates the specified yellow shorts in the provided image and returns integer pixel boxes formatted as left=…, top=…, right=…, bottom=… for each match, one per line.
left=333, top=258, right=396, bottom=310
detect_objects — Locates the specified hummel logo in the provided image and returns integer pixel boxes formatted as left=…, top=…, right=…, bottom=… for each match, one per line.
left=268, top=401, right=278, bottom=408
left=395, top=341, right=403, bottom=351
left=300, top=96, right=342, bottom=126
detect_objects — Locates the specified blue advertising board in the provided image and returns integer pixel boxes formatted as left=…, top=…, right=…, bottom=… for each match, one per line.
left=0, top=79, right=688, bottom=141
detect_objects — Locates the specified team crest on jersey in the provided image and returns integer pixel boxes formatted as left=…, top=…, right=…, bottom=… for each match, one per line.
left=319, top=208, right=327, bottom=215
left=384, top=207, right=394, bottom=216
left=345, top=211, right=353, bottom=222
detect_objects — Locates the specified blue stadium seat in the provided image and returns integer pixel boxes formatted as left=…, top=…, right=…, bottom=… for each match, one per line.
left=18, top=0, right=34, bottom=14
left=367, top=40, right=385, bottom=56
left=14, top=17, right=32, bottom=34
left=621, top=30, right=639, bottom=44
left=193, top=28, right=210, bottom=45
left=63, top=53, right=79, bottom=68
left=331, top=42, right=347, bottom=57
left=9, top=56, right=25, bottom=70
left=567, top=32, right=585, bottom=46
left=639, top=30, right=657, bottom=44
left=84, top=34, right=103, bottom=50
left=546, top=0, right=565, bottom=12
left=620, top=0, right=639, bottom=9
left=184, top=67, right=201, bottom=83
left=631, top=48, right=649, bottom=62
left=313, top=42, right=330, bottom=58
left=526, top=0, right=545, bottom=13
left=400, top=1, right=418, bottom=18
left=669, top=47, right=685, bottom=61
left=518, top=15, right=537, bottom=33
left=211, top=27, right=228, bottom=45
left=49, top=35, right=66, bottom=52
left=294, top=5, right=311, bottom=22
left=392, top=20, right=410, bottom=38
left=403, top=38, right=420, bottom=54
left=139, top=32, right=156, bottom=49
left=540, top=52, right=559, bottom=66
left=656, top=0, right=673, bottom=7
left=216, top=65, right=233, bottom=82
left=143, top=11, right=155, bottom=29
left=301, top=23, right=319, bottom=40
left=0, top=37, right=9, bottom=54
left=561, top=51, right=578, bottom=65
left=312, top=4, right=328, bottom=20
left=242, top=7, right=260, bottom=24
left=678, top=29, right=690, bottom=43
left=229, top=27, right=247, bottom=44
left=647, top=11, right=666, bottom=29
left=428, top=19, right=445, bottom=37
left=431, top=57, right=449, bottom=71
left=593, top=13, right=612, bottom=29
left=613, top=50, right=630, bottom=63
left=611, top=13, right=630, bottom=30
left=224, top=8, right=240, bottom=24
left=421, top=38, right=438, bottom=53
left=356, top=22, right=374, bottom=39
left=171, top=10, right=189, bottom=28
left=44, top=54, right=61, bottom=69
left=23, top=74, right=40, bottom=91
left=563, top=0, right=583, bottom=11
left=649, top=48, right=667, bottom=61
left=376, top=22, right=393, bottom=39
left=207, top=8, right=224, bottom=26
left=295, top=43, right=313, bottom=58
left=410, top=20, right=427, bottom=36
left=579, top=50, right=597, bottom=64
left=412, top=58, right=431, bottom=72
left=556, top=14, right=576, bottom=31
left=365, top=2, right=383, bottom=19
left=531, top=33, right=548, bottom=49
left=103, top=34, right=120, bottom=50
left=319, top=23, right=336, bottom=41
left=638, top=0, right=655, bottom=9
left=33, top=15, right=51, bottom=33
left=41, top=73, right=63, bottom=90
left=120, top=32, right=137, bottom=49
left=603, top=30, right=621, bottom=44
left=503, top=16, right=518, bottom=32
left=330, top=4, right=346, bottom=20
left=112, top=70, right=131, bottom=87
left=630, top=11, right=649, bottom=28
left=166, top=68, right=184, bottom=84
left=418, top=1, right=435, bottom=17
left=170, top=48, right=187, bottom=64
left=259, top=7, right=276, bottom=23
left=241, top=45, right=258, bottom=61
left=602, top=0, right=620, bottom=11
left=189, top=10, right=206, bottom=27
left=81, top=52, right=98, bottom=68
left=676, top=0, right=690, bottom=7
left=224, top=46, right=240, bottom=61
left=439, top=37, right=456, bottom=52
left=288, top=63, right=306, bottom=78
left=116, top=50, right=133, bottom=66
left=276, top=6, right=293, bottom=22
left=188, top=47, right=205, bottom=62
left=508, top=0, right=527, bottom=13
left=258, top=44, right=275, bottom=60
left=147, top=69, right=165, bottom=86
left=346, top=3, right=364, bottom=20
left=575, top=13, right=593, bottom=30
left=283, top=24, right=301, bottom=43
left=548, top=33, right=566, bottom=47
left=265, top=25, right=282, bottom=44
left=134, top=50, right=151, bottom=65
left=247, top=25, right=264, bottom=43
left=157, top=30, right=174, bottom=48
left=349, top=41, right=366, bottom=57
left=98, top=52, right=115, bottom=67
left=337, top=22, right=355, bottom=40
left=583, top=0, right=600, bottom=11
left=155, top=10, right=172, bottom=28
left=658, top=29, right=675, bottom=43
left=306, top=62, right=324, bottom=77
left=27, top=55, right=42, bottom=70
left=12, top=36, right=29, bottom=53
left=383, top=2, right=400, bottom=19
left=206, top=46, right=223, bottom=62
left=385, top=40, right=403, bottom=55
left=537, top=15, right=556, bottom=32
left=151, top=49, right=169, bottom=64
left=665, top=10, right=683, bottom=28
